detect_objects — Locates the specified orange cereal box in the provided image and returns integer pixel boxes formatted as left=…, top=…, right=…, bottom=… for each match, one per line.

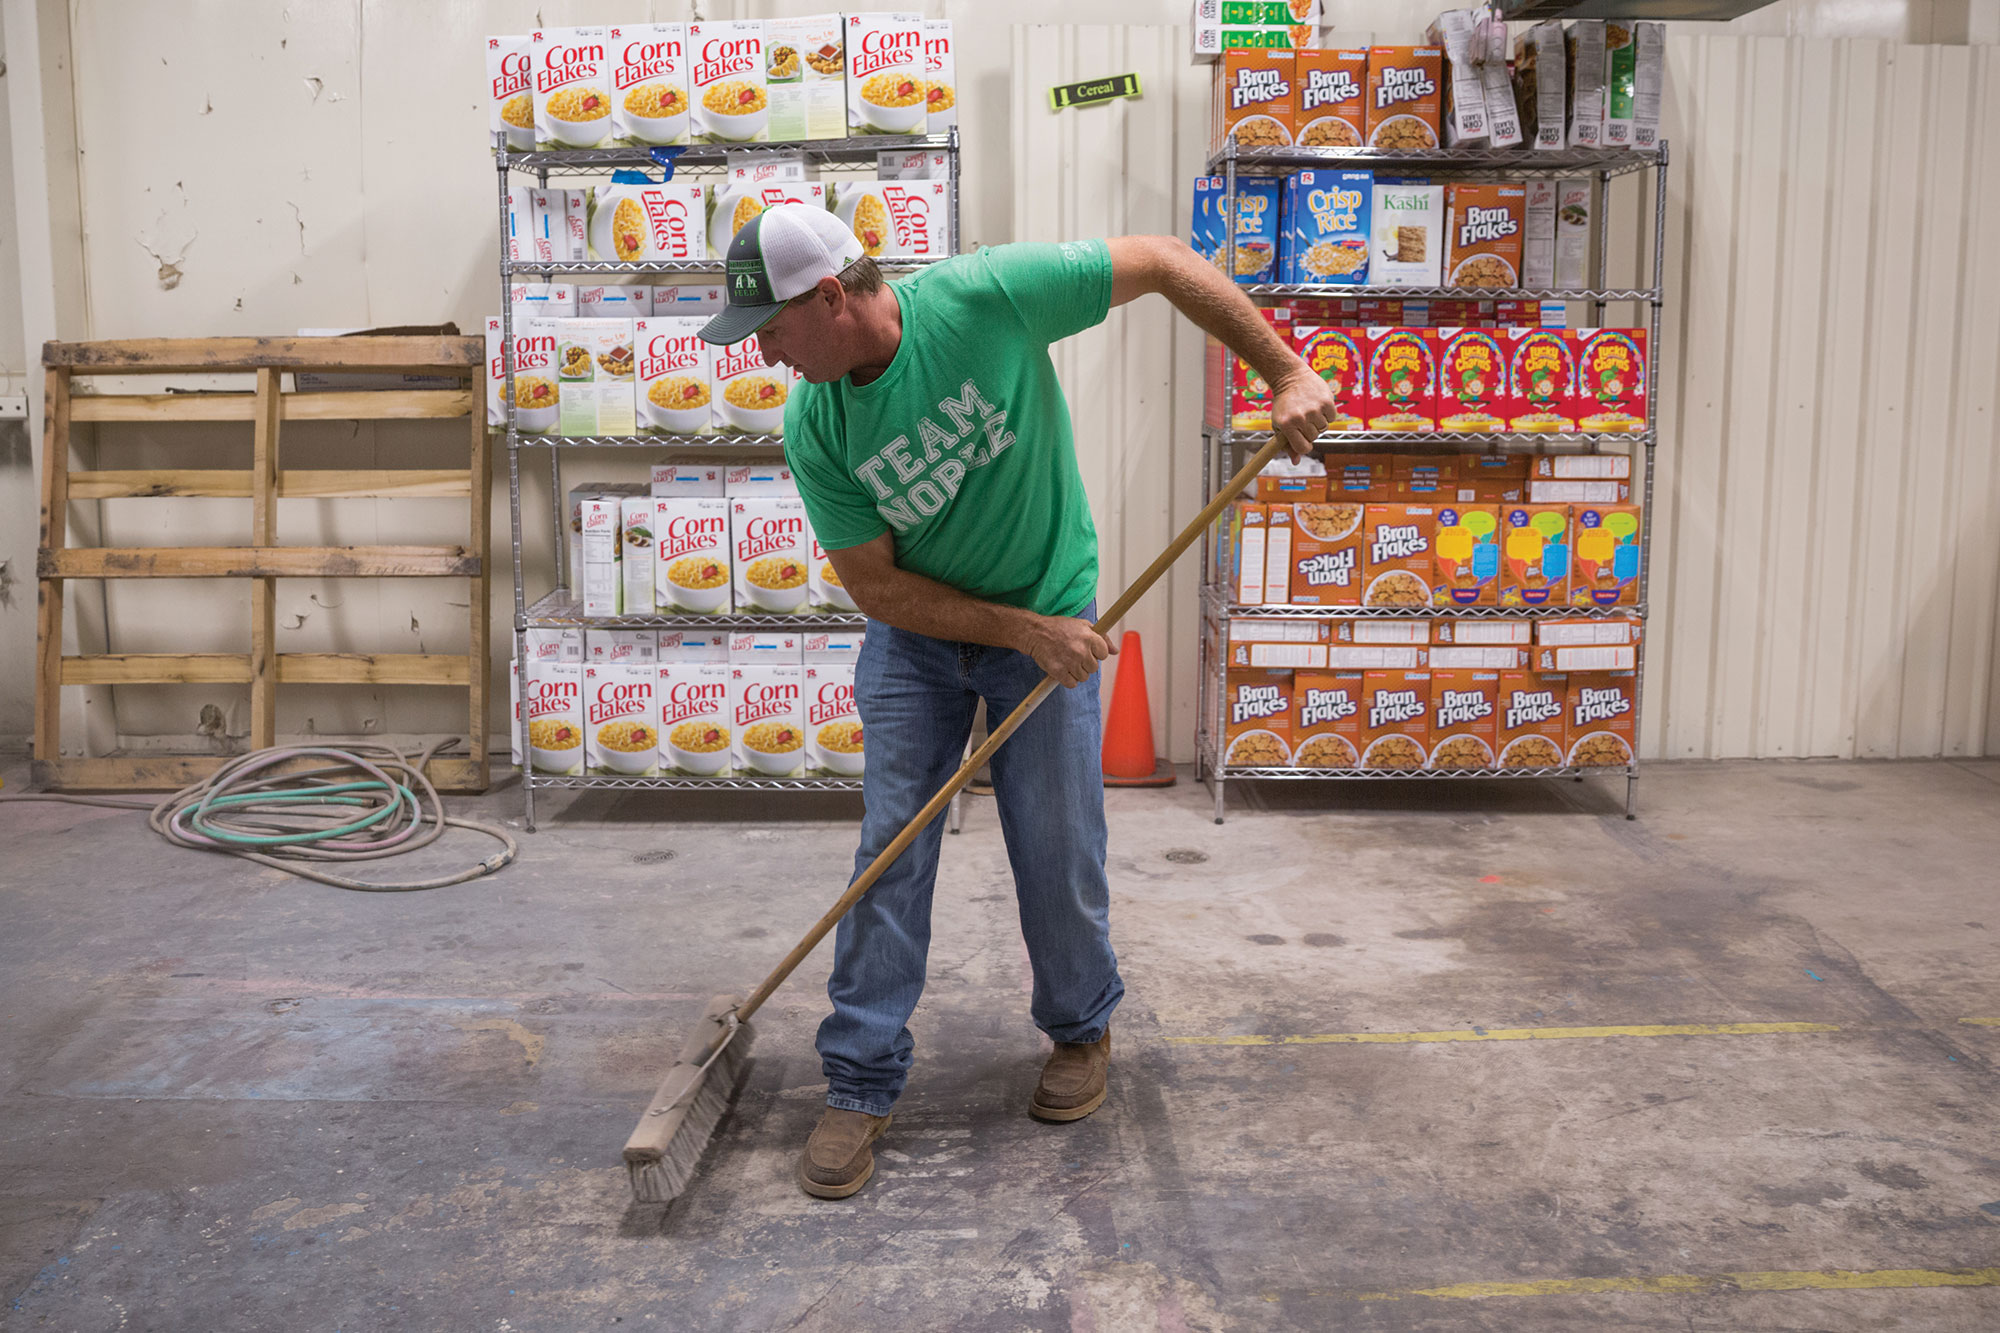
left=1293, top=324, right=1367, bottom=432
left=1430, top=667, right=1500, bottom=769
left=1361, top=669, right=1430, bottom=769
left=1432, top=503, right=1500, bottom=606
left=1436, top=327, right=1510, bottom=432
left=1444, top=183, right=1525, bottom=289
left=1294, top=49, right=1367, bottom=148
left=1225, top=668, right=1293, bottom=767
left=1498, top=503, right=1569, bottom=607
left=1289, top=499, right=1366, bottom=607
left=1365, top=47, right=1441, bottom=149
left=1571, top=328, right=1648, bottom=432
left=1497, top=670, right=1566, bottom=768
left=1293, top=670, right=1364, bottom=768
left=1565, top=670, right=1636, bottom=767
left=1508, top=327, right=1578, bottom=432
left=1569, top=502, right=1642, bottom=606
left=1213, top=49, right=1296, bottom=152
left=1361, top=503, right=1435, bottom=609
left=1364, top=327, right=1436, bottom=432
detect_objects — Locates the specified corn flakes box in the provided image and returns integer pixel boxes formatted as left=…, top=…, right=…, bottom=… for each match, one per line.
left=1365, top=47, right=1441, bottom=149
left=832, top=181, right=951, bottom=261
left=805, top=662, right=864, bottom=776
left=846, top=13, right=926, bottom=136
left=1292, top=670, right=1364, bottom=768
left=1282, top=170, right=1370, bottom=286
left=732, top=495, right=811, bottom=616
left=659, top=662, right=733, bottom=776
left=1498, top=503, right=1569, bottom=607
left=688, top=20, right=769, bottom=144
left=1497, top=670, right=1566, bottom=767
left=1435, top=327, right=1509, bottom=431
left=1566, top=670, right=1635, bottom=767
left=767, top=14, right=846, bottom=142
left=1295, top=49, right=1367, bottom=148
left=1362, top=503, right=1435, bottom=608
left=1211, top=49, right=1295, bottom=152
left=1569, top=503, right=1642, bottom=606
left=620, top=494, right=658, bottom=616
left=1432, top=503, right=1499, bottom=606
left=1289, top=499, right=1364, bottom=607
left=659, top=632, right=729, bottom=663
left=730, top=662, right=805, bottom=776
left=1292, top=325, right=1366, bottom=431
left=585, top=660, right=658, bottom=776
left=650, top=462, right=725, bottom=497
left=922, top=20, right=956, bottom=130
left=1361, top=669, right=1430, bottom=769
left=486, top=316, right=557, bottom=432
left=706, top=181, right=828, bottom=261
left=533, top=27, right=615, bottom=150
left=711, top=334, right=790, bottom=435
left=635, top=317, right=712, bottom=437
left=1225, top=668, right=1293, bottom=766
left=1508, top=328, right=1577, bottom=432
left=1429, top=667, right=1499, bottom=768
left=588, top=182, right=705, bottom=264
left=810, top=534, right=856, bottom=612
left=489, top=35, right=534, bottom=152
left=653, top=497, right=731, bottom=615
left=549, top=318, right=635, bottom=438
left=608, top=23, right=690, bottom=147
left=525, top=659, right=585, bottom=774
left=1572, top=329, right=1648, bottom=432
left=1363, top=327, right=1436, bottom=432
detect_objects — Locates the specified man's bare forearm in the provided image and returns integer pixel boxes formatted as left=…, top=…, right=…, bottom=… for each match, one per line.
left=848, top=562, right=1045, bottom=651
left=1151, top=240, right=1308, bottom=390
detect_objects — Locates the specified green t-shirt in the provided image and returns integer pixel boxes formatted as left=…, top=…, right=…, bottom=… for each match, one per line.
left=783, top=240, right=1112, bottom=618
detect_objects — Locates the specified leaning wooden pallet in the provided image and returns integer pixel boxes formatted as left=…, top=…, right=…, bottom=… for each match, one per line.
left=34, top=336, right=492, bottom=794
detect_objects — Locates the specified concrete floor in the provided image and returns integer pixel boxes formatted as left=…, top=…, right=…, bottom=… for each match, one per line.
left=1, top=757, right=1996, bottom=1331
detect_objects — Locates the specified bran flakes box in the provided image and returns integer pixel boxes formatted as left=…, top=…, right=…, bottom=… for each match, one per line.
left=1565, top=670, right=1636, bottom=767
left=1362, top=503, right=1435, bottom=609
left=688, top=20, right=769, bottom=145
left=1569, top=503, right=1642, bottom=606
left=1365, top=47, right=1441, bottom=149
left=585, top=660, right=658, bottom=777
left=711, top=333, right=791, bottom=435
left=730, top=662, right=805, bottom=776
left=1361, top=669, right=1430, bottom=769
left=1289, top=499, right=1365, bottom=607
left=804, top=662, right=864, bottom=776
left=489, top=35, right=534, bottom=152
left=922, top=19, right=957, bottom=130
left=1225, top=669, right=1293, bottom=767
left=609, top=23, right=691, bottom=147
left=1508, top=327, right=1578, bottom=431
left=767, top=14, right=847, bottom=142
left=659, top=663, right=732, bottom=777
left=1429, top=667, right=1499, bottom=769
left=1364, top=327, right=1436, bottom=432
left=732, top=495, right=812, bottom=616
left=1498, top=670, right=1566, bottom=768
left=1498, top=503, right=1570, bottom=607
left=1294, top=324, right=1367, bottom=431
left=1220, top=500, right=1268, bottom=604
left=1292, top=670, right=1364, bottom=768
left=525, top=659, right=584, bottom=774
left=532, top=28, right=615, bottom=151
left=1572, top=329, right=1648, bottom=432
left=1294, top=49, right=1367, bottom=148
left=654, top=497, right=732, bottom=615
left=1432, top=503, right=1500, bottom=606
left=635, top=316, right=712, bottom=436
left=1445, top=183, right=1525, bottom=289
left=1264, top=504, right=1294, bottom=605
left=846, top=13, right=927, bottom=137
left=1212, top=49, right=1295, bottom=153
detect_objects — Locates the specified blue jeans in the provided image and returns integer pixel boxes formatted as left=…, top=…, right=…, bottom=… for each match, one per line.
left=817, top=610, right=1124, bottom=1116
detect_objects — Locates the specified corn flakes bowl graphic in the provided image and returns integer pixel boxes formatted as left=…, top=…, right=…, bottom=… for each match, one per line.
left=595, top=720, right=660, bottom=774
left=1226, top=729, right=1290, bottom=768
left=814, top=561, right=857, bottom=611
left=699, top=80, right=769, bottom=141
left=742, top=720, right=805, bottom=775
left=509, top=375, right=559, bottom=434
left=742, top=554, right=808, bottom=612
left=544, top=85, right=613, bottom=147
left=664, top=555, right=731, bottom=614
left=528, top=717, right=583, bottom=774
left=501, top=93, right=535, bottom=149
left=717, top=374, right=789, bottom=432
left=621, top=82, right=688, bottom=144
left=842, top=191, right=890, bottom=258
left=814, top=720, right=866, bottom=775
left=642, top=376, right=711, bottom=433
left=859, top=72, right=927, bottom=133
left=667, top=719, right=732, bottom=776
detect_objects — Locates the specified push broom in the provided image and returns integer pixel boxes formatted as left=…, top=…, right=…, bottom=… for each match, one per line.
left=623, top=433, right=1288, bottom=1203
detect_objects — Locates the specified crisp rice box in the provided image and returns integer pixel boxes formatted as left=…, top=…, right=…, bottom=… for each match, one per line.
left=767, top=14, right=846, bottom=142
left=533, top=27, right=615, bottom=151
left=489, top=35, right=534, bottom=152
left=635, top=316, right=713, bottom=436
left=804, top=662, right=864, bottom=776
left=730, top=662, right=805, bottom=776
left=732, top=495, right=812, bottom=617
left=658, top=662, right=732, bottom=777
left=585, top=660, right=658, bottom=777
left=1283, top=169, right=1370, bottom=286
left=609, top=23, right=690, bottom=147
left=688, top=21, right=768, bottom=145
left=922, top=20, right=957, bottom=131
left=654, top=496, right=732, bottom=615
left=711, top=333, right=791, bottom=435
left=1220, top=177, right=1282, bottom=286
left=846, top=13, right=927, bottom=137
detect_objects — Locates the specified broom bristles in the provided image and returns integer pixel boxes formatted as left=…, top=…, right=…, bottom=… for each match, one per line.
left=623, top=993, right=753, bottom=1205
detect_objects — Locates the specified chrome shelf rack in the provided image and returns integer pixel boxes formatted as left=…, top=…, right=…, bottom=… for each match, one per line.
left=497, top=131, right=962, bottom=828
left=1197, top=140, right=1667, bottom=823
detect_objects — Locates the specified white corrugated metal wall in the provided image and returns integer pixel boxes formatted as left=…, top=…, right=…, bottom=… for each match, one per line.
left=1011, top=28, right=2000, bottom=762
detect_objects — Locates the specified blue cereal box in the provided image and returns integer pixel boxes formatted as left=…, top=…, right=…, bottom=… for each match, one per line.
left=1222, top=177, right=1282, bottom=285
left=1191, top=175, right=1225, bottom=273
left=1282, top=169, right=1371, bottom=286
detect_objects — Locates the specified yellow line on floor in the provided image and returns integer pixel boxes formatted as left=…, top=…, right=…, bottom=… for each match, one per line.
left=1169, top=1021, right=1841, bottom=1047
left=1960, top=1017, right=2000, bottom=1026
left=1343, top=1266, right=2000, bottom=1302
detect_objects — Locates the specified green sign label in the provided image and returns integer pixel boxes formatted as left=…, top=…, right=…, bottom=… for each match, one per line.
left=1048, top=73, right=1142, bottom=112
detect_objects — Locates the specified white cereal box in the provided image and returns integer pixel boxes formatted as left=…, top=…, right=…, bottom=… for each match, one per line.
left=568, top=482, right=646, bottom=587
left=578, top=493, right=625, bottom=618
left=586, top=629, right=656, bottom=663
left=529, top=190, right=563, bottom=264
left=730, top=662, right=805, bottom=776
left=657, top=631, right=729, bottom=663
left=845, top=13, right=926, bottom=137
left=585, top=659, right=659, bottom=776
left=548, top=318, right=636, bottom=437
left=488, top=35, right=534, bottom=152
left=635, top=316, right=714, bottom=436
left=706, top=181, right=828, bottom=260
left=487, top=316, right=561, bottom=433
left=659, top=662, right=733, bottom=776
left=688, top=20, right=770, bottom=145
left=727, top=151, right=810, bottom=185
left=804, top=630, right=865, bottom=662
left=512, top=282, right=577, bottom=319
left=921, top=20, right=956, bottom=131
left=621, top=494, right=658, bottom=615
left=609, top=22, right=691, bottom=147
left=532, top=27, right=615, bottom=150
left=654, top=496, right=732, bottom=615
left=653, top=284, right=725, bottom=317
left=732, top=495, right=812, bottom=616
left=578, top=284, right=649, bottom=318
left=730, top=631, right=804, bottom=662
left=589, top=182, right=707, bottom=263
left=711, top=334, right=792, bottom=435
left=725, top=462, right=798, bottom=494
left=809, top=533, right=856, bottom=612
left=510, top=628, right=581, bottom=768
left=805, top=662, right=863, bottom=775
left=832, top=180, right=951, bottom=260
left=506, top=186, right=534, bottom=262
left=768, top=14, right=847, bottom=142
left=525, top=659, right=584, bottom=774
left=877, top=148, right=950, bottom=179
left=562, top=190, right=589, bottom=261
left=650, top=462, right=725, bottom=496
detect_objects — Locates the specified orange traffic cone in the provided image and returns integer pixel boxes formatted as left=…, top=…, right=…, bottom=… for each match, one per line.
left=1101, top=630, right=1175, bottom=787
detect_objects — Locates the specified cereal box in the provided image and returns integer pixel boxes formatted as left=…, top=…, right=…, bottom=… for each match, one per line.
left=488, top=35, right=534, bottom=152
left=922, top=20, right=957, bottom=131
left=1508, top=328, right=1577, bottom=431
left=1566, top=670, right=1635, bottom=767
left=1479, top=18, right=1523, bottom=148
left=767, top=15, right=846, bottom=142
left=1514, top=20, right=1566, bottom=151
left=1364, top=327, right=1436, bottom=432
left=1212, top=49, right=1295, bottom=152
left=724, top=462, right=798, bottom=495
left=688, top=20, right=768, bottom=144
left=1294, top=324, right=1366, bottom=431
left=707, top=181, right=828, bottom=260
left=589, top=182, right=706, bottom=264
left=1230, top=641, right=1327, bottom=670
left=1221, top=177, right=1282, bottom=286
left=1393, top=453, right=1457, bottom=499
left=485, top=316, right=558, bottom=433
left=1361, top=669, right=1430, bottom=769
left=506, top=186, right=533, bottom=262
left=1289, top=498, right=1365, bottom=606
left=1566, top=21, right=1608, bottom=150
left=621, top=494, right=658, bottom=616
left=804, top=631, right=865, bottom=662
left=659, top=662, right=732, bottom=776
left=1327, top=453, right=1390, bottom=501
left=609, top=23, right=690, bottom=147
left=1459, top=451, right=1529, bottom=504
left=658, top=631, right=729, bottom=663
left=1426, top=10, right=1487, bottom=146
left=846, top=13, right=926, bottom=137
left=1225, top=668, right=1293, bottom=766
left=533, top=27, right=615, bottom=150
left=1569, top=503, right=1642, bottom=606
left=1295, top=49, right=1366, bottom=147
left=730, top=631, right=803, bottom=662
left=804, top=662, right=864, bottom=775
left=650, top=462, right=725, bottom=496
left=653, top=284, right=725, bottom=317
left=525, top=658, right=584, bottom=774
left=1522, top=180, right=1557, bottom=290
left=585, top=659, right=658, bottom=777
left=585, top=629, right=655, bottom=663
left=1572, top=329, right=1648, bottom=432
left=1264, top=504, right=1294, bottom=605
left=635, top=316, right=712, bottom=437
left=1371, top=181, right=1443, bottom=287
left=1292, top=671, right=1364, bottom=768
left=1530, top=480, right=1630, bottom=504
left=1497, top=670, right=1566, bottom=767
left=568, top=481, right=645, bottom=586
left=1191, top=175, right=1225, bottom=273
left=1365, top=47, right=1441, bottom=149
left=1362, top=503, right=1435, bottom=609
left=1603, top=22, right=1658, bottom=149
left=1535, top=455, right=1630, bottom=480
left=1282, top=170, right=1370, bottom=286
left=577, top=284, right=647, bottom=318
left=1256, top=457, right=1326, bottom=504
left=1445, top=183, right=1525, bottom=289
left=832, top=181, right=952, bottom=261
left=711, top=333, right=791, bottom=435
left=1436, top=326, right=1509, bottom=431
left=1429, top=667, right=1499, bottom=768
left=732, top=495, right=811, bottom=616
left=810, top=534, right=856, bottom=612
left=654, top=497, right=732, bottom=615
left=577, top=492, right=624, bottom=617
left=1432, top=503, right=1500, bottom=606
left=1555, top=183, right=1591, bottom=290
left=1205, top=305, right=1291, bottom=430
left=730, top=661, right=805, bottom=776
left=1222, top=501, right=1268, bottom=604
left=1498, top=503, right=1570, bottom=607
left=549, top=318, right=636, bottom=437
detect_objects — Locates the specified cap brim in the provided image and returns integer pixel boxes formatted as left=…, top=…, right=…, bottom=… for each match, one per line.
left=698, top=300, right=783, bottom=346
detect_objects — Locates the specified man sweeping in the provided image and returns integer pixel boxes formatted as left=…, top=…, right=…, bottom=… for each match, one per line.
left=699, top=204, right=1335, bottom=1199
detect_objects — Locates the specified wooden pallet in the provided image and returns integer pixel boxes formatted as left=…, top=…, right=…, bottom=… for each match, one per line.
left=34, top=336, right=491, bottom=792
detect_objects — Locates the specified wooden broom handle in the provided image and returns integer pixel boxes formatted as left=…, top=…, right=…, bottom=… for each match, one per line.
left=736, top=435, right=1288, bottom=1025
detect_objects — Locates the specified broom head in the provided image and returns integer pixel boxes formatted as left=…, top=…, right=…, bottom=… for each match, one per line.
left=623, top=993, right=754, bottom=1204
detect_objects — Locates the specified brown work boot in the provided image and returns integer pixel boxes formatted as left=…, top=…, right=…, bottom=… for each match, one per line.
left=798, top=1107, right=893, bottom=1199
left=1030, top=1029, right=1110, bottom=1122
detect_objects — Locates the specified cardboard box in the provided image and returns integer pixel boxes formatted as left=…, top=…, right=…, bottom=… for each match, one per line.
left=658, top=662, right=732, bottom=776
left=653, top=284, right=725, bottom=316
left=688, top=19, right=769, bottom=144
left=1326, top=453, right=1390, bottom=501
left=732, top=495, right=812, bottom=616
left=1294, top=48, right=1366, bottom=147
left=609, top=22, right=691, bottom=147
left=1224, top=500, right=1268, bottom=603
left=1371, top=181, right=1443, bottom=287
left=1228, top=618, right=1330, bottom=644
left=588, top=181, right=707, bottom=264
left=1294, top=324, right=1367, bottom=431
left=1289, top=497, right=1364, bottom=606
left=1565, top=670, right=1636, bottom=766
left=767, top=14, right=846, bottom=142
left=549, top=318, right=636, bottom=437
left=1256, top=458, right=1327, bottom=504
left=634, top=316, right=713, bottom=436
left=804, top=662, right=864, bottom=775
left=1430, top=667, right=1499, bottom=768
left=577, top=492, right=624, bottom=617
left=585, top=659, right=659, bottom=776
left=831, top=180, right=952, bottom=260
left=1529, top=480, right=1631, bottom=504
left=1432, top=502, right=1500, bottom=607
left=1604, top=21, right=1662, bottom=149
left=1365, top=47, right=1441, bottom=149
left=921, top=19, right=956, bottom=131
left=711, top=333, right=790, bottom=435
left=1363, top=327, right=1436, bottom=432
left=1508, top=328, right=1577, bottom=432
left=1393, top=451, right=1458, bottom=499
left=845, top=12, right=926, bottom=137
left=1555, top=182, right=1590, bottom=290
left=1430, top=646, right=1526, bottom=669
left=489, top=34, right=534, bottom=152
left=658, top=631, right=729, bottom=662
left=1445, top=183, right=1525, bottom=289
left=1206, top=305, right=1291, bottom=429
left=1572, top=329, right=1648, bottom=432
left=1212, top=48, right=1296, bottom=151
left=1426, top=10, right=1487, bottom=146
left=1230, top=641, right=1327, bottom=669
left=1478, top=17, right=1522, bottom=148
left=1282, top=169, right=1370, bottom=285
left=621, top=494, right=657, bottom=616
left=1458, top=451, right=1529, bottom=505
left=653, top=496, right=732, bottom=614
left=1292, top=670, right=1364, bottom=767
left=1337, top=620, right=1430, bottom=645
left=1535, top=454, right=1631, bottom=480
left=730, top=662, right=805, bottom=776
left=706, top=181, right=827, bottom=260
left=1436, top=326, right=1510, bottom=431
left=1514, top=20, right=1566, bottom=150
left=1498, top=503, right=1570, bottom=608
left=1569, top=502, right=1643, bottom=606
left=1497, top=670, right=1566, bottom=767
left=1223, top=177, right=1283, bottom=286
left=1225, top=668, right=1294, bottom=766
left=1522, top=180, right=1556, bottom=290
left=1362, top=503, right=1435, bottom=608
left=1264, top=503, right=1296, bottom=605
left=810, top=535, right=856, bottom=613
left=524, top=658, right=584, bottom=774
left=1566, top=20, right=1608, bottom=150
left=533, top=26, right=615, bottom=151
left=650, top=462, right=725, bottom=496
left=1328, top=645, right=1425, bottom=668
left=1361, top=669, right=1430, bottom=768
left=485, top=316, right=557, bottom=432
left=1538, top=616, right=1639, bottom=646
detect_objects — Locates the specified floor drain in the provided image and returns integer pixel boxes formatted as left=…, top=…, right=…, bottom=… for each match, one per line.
left=1164, top=848, right=1209, bottom=865
left=631, top=850, right=676, bottom=865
